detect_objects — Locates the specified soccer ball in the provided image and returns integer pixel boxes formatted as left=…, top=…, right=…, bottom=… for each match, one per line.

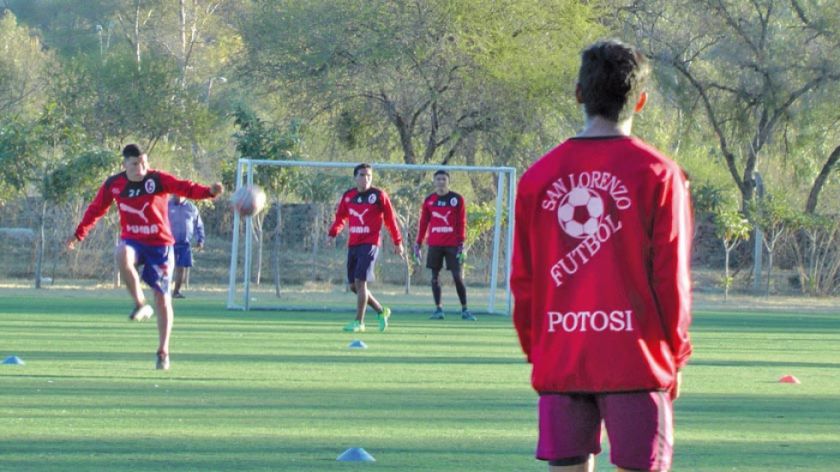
left=556, top=187, right=604, bottom=238
left=230, top=185, right=267, bottom=217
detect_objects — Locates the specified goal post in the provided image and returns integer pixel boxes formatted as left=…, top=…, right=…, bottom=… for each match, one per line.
left=227, top=158, right=516, bottom=315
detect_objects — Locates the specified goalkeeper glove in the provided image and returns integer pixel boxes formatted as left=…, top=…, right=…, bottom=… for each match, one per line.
left=456, top=244, right=466, bottom=264
left=412, top=243, right=422, bottom=265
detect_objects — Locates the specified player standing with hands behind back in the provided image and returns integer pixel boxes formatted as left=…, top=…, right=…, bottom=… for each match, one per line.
left=413, top=170, right=475, bottom=321
left=66, top=144, right=224, bottom=370
left=328, top=163, right=404, bottom=333
left=512, top=40, right=693, bottom=471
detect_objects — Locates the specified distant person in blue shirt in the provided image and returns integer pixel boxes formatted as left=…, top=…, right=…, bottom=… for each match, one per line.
left=168, top=195, right=205, bottom=299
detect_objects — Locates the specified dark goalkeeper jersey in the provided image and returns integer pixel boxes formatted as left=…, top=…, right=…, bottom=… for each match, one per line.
left=416, top=191, right=466, bottom=247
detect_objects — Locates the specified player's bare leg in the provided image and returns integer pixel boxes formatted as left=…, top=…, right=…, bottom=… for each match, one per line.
left=173, top=267, right=184, bottom=295
left=349, top=281, right=384, bottom=319
left=116, top=242, right=152, bottom=321
left=153, top=289, right=172, bottom=370
left=116, top=242, right=144, bottom=306
left=351, top=279, right=384, bottom=322
left=549, top=455, right=594, bottom=472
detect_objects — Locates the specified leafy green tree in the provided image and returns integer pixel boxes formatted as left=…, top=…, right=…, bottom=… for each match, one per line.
left=230, top=106, right=303, bottom=291
left=623, top=0, right=840, bottom=207
left=0, top=100, right=117, bottom=287
left=53, top=48, right=196, bottom=151
left=0, top=10, right=54, bottom=118
left=748, top=195, right=796, bottom=296
left=238, top=0, right=599, bottom=168
left=788, top=212, right=840, bottom=296
left=714, top=207, right=751, bottom=300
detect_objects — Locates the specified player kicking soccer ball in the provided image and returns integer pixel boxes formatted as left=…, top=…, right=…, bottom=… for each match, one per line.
left=66, top=144, right=224, bottom=370
left=512, top=40, right=693, bottom=471
left=413, top=169, right=475, bottom=321
left=328, top=163, right=404, bottom=333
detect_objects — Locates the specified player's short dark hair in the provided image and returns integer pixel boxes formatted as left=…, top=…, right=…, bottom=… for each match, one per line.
left=122, top=144, right=143, bottom=159
left=433, top=169, right=450, bottom=179
left=577, top=39, right=650, bottom=122
left=354, top=163, right=372, bottom=177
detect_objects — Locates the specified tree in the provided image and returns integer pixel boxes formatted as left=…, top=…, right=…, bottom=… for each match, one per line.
left=748, top=195, right=796, bottom=296
left=0, top=99, right=116, bottom=288
left=714, top=207, right=751, bottom=300
left=238, top=0, right=598, bottom=168
left=0, top=10, right=53, bottom=117
left=229, top=106, right=302, bottom=292
left=623, top=0, right=840, bottom=207
left=53, top=48, right=197, bottom=151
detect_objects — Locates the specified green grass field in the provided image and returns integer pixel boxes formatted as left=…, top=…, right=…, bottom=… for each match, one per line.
left=1, top=288, right=839, bottom=471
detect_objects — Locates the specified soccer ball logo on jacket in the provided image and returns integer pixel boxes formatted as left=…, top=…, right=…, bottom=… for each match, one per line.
left=556, top=187, right=604, bottom=238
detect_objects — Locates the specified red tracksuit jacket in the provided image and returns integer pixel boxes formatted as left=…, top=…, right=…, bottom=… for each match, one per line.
left=74, top=170, right=215, bottom=246
left=415, top=191, right=466, bottom=247
left=511, top=136, right=693, bottom=393
left=328, top=187, right=402, bottom=247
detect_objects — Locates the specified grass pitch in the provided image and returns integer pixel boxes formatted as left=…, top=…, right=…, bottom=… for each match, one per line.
left=1, top=288, right=839, bottom=471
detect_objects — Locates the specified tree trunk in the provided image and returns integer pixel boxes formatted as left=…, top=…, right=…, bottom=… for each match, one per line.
left=273, top=203, right=282, bottom=297
left=310, top=203, right=323, bottom=281
left=724, top=246, right=731, bottom=301
left=765, top=246, right=775, bottom=297
left=34, top=200, right=47, bottom=289
left=805, top=144, right=840, bottom=213
left=133, top=0, right=142, bottom=70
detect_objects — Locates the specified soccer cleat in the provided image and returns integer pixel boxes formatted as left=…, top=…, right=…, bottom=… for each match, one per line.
left=129, top=304, right=154, bottom=322
left=172, top=292, right=185, bottom=299
left=378, top=306, right=391, bottom=332
left=429, top=307, right=445, bottom=320
left=343, top=320, right=365, bottom=333
left=461, top=309, right=477, bottom=321
left=156, top=352, right=170, bottom=371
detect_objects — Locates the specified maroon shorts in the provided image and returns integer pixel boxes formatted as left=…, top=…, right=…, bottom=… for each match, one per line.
left=537, top=391, right=673, bottom=470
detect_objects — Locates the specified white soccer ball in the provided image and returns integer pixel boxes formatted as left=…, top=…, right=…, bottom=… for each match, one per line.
left=556, top=187, right=604, bottom=239
left=230, top=185, right=267, bottom=217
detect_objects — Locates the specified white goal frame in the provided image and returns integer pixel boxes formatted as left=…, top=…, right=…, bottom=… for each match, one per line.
left=227, top=158, right=516, bottom=315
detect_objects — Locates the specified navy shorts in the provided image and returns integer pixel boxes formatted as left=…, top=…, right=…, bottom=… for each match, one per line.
left=173, top=243, right=193, bottom=268
left=346, top=244, right=379, bottom=283
left=123, top=239, right=174, bottom=294
left=426, top=245, right=461, bottom=272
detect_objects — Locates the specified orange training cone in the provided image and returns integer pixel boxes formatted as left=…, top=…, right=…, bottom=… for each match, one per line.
left=778, top=375, right=800, bottom=384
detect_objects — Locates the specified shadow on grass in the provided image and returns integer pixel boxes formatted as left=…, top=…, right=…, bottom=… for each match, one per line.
left=0, top=436, right=533, bottom=472
left=690, top=359, right=840, bottom=369
left=2, top=350, right=523, bottom=366
left=694, top=310, right=840, bottom=334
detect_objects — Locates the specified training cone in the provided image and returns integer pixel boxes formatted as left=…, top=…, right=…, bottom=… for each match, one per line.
left=348, top=340, right=368, bottom=350
left=337, top=447, right=376, bottom=462
left=779, top=375, right=800, bottom=384
left=2, top=356, right=25, bottom=365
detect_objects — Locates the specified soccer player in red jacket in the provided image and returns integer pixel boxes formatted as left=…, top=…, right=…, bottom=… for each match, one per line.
left=328, top=163, right=404, bottom=333
left=511, top=40, right=693, bottom=471
left=65, top=144, right=224, bottom=370
left=413, top=170, right=475, bottom=321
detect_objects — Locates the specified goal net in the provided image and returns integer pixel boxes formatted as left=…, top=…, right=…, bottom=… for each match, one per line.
left=226, top=159, right=516, bottom=315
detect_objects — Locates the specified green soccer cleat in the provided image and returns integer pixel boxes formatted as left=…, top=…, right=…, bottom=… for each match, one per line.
left=343, top=320, right=365, bottom=332
left=378, top=306, right=391, bottom=332
left=429, top=307, right=445, bottom=320
left=461, top=309, right=477, bottom=321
